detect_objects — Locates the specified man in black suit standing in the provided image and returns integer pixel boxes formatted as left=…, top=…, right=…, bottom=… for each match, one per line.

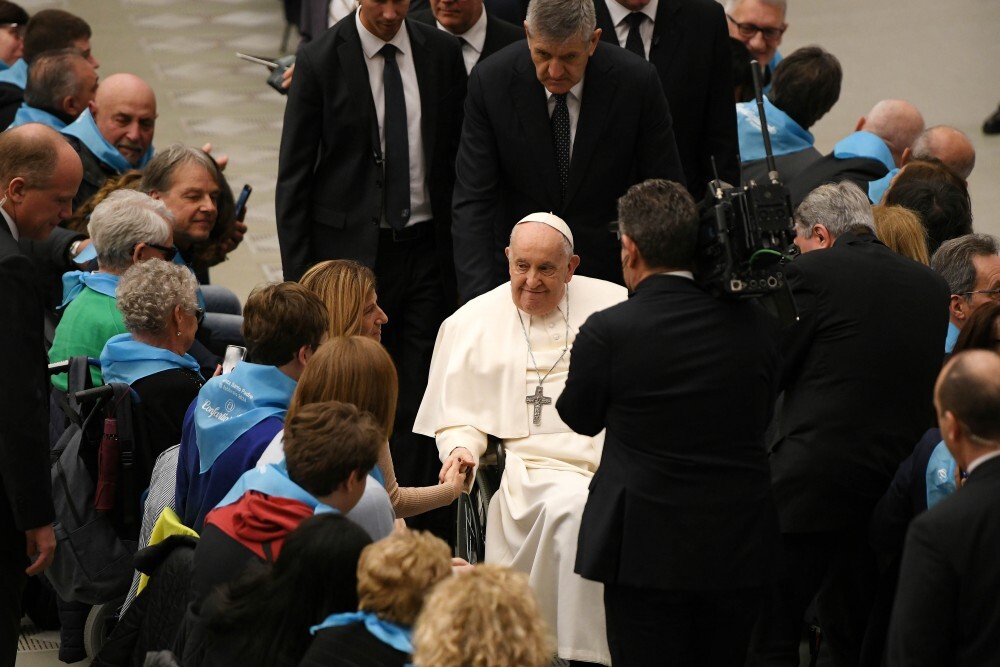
left=410, top=0, right=523, bottom=73
left=276, top=0, right=466, bottom=509
left=594, top=0, right=738, bottom=194
left=451, top=0, right=684, bottom=302
left=0, top=124, right=83, bottom=667
left=888, top=350, right=1000, bottom=667
left=557, top=179, right=781, bottom=667
left=748, top=181, right=951, bottom=667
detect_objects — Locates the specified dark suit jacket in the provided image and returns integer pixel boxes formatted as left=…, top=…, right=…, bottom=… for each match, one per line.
left=0, top=221, right=54, bottom=534
left=770, top=233, right=950, bottom=534
left=451, top=41, right=685, bottom=301
left=787, top=154, right=889, bottom=206
left=888, top=456, right=1000, bottom=667
left=556, top=275, right=781, bottom=591
left=408, top=9, right=523, bottom=65
left=275, top=14, right=467, bottom=283
left=596, top=0, right=738, bottom=194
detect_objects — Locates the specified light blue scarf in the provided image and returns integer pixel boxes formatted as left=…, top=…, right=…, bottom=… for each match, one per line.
left=215, top=460, right=334, bottom=512
left=193, top=362, right=297, bottom=473
left=832, top=131, right=895, bottom=171
left=309, top=611, right=413, bottom=654
left=0, top=58, right=26, bottom=88
left=10, top=103, right=67, bottom=130
left=925, top=440, right=957, bottom=509
left=736, top=96, right=814, bottom=162
left=100, top=333, right=202, bottom=386
left=62, top=108, right=154, bottom=173
left=867, top=168, right=899, bottom=204
left=59, top=271, right=119, bottom=309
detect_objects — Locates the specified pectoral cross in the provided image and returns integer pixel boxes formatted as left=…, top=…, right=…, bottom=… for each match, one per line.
left=526, top=384, right=551, bottom=426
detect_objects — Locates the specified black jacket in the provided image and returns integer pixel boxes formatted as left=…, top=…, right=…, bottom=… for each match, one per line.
left=408, top=8, right=523, bottom=66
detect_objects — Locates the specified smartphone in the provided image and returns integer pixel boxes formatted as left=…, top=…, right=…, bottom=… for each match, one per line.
left=235, top=184, right=252, bottom=221
left=222, top=345, right=247, bottom=374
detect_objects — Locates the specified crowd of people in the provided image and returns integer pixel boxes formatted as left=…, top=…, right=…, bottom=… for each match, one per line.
left=0, top=0, right=997, bottom=666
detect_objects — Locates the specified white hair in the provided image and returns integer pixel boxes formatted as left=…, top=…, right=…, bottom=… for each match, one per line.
left=87, top=190, right=174, bottom=272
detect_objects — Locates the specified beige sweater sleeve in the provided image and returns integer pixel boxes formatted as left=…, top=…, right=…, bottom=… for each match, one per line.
left=377, top=442, right=457, bottom=519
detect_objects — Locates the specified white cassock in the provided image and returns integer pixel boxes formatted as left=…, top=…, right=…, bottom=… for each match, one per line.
left=414, top=276, right=627, bottom=665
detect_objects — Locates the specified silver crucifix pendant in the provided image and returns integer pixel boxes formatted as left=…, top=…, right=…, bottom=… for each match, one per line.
left=526, top=385, right=552, bottom=426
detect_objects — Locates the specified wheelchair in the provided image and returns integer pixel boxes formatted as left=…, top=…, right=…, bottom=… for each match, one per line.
left=454, top=438, right=505, bottom=564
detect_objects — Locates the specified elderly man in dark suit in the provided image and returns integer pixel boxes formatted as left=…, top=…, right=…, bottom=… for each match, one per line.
left=748, top=181, right=951, bottom=667
left=276, top=0, right=466, bottom=523
left=0, top=123, right=82, bottom=667
left=557, top=179, right=781, bottom=667
left=451, top=0, right=684, bottom=302
left=888, top=350, right=1000, bottom=667
left=594, top=0, right=738, bottom=194
left=410, top=0, right=523, bottom=73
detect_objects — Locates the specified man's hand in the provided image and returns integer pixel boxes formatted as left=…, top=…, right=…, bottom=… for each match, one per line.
left=24, top=524, right=56, bottom=576
left=200, top=142, right=229, bottom=171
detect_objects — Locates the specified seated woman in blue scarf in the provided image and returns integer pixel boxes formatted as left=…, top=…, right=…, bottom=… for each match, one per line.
left=174, top=281, right=328, bottom=532
left=300, top=528, right=453, bottom=667
left=180, top=513, right=372, bottom=667
left=101, top=259, right=205, bottom=483
left=49, top=189, right=177, bottom=391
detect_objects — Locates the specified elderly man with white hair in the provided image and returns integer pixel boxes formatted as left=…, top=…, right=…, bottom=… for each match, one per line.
left=415, top=212, right=626, bottom=666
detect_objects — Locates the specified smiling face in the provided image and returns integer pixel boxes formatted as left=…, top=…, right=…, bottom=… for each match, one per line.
left=358, top=0, right=410, bottom=41
left=726, top=0, right=786, bottom=66
left=93, top=74, right=158, bottom=167
left=149, top=162, right=219, bottom=250
left=506, top=222, right=579, bottom=315
left=525, top=27, right=600, bottom=95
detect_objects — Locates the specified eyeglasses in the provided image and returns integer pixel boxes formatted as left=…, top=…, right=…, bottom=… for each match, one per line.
left=964, top=289, right=1000, bottom=301
left=132, top=242, right=178, bottom=261
left=193, top=307, right=205, bottom=324
left=726, top=14, right=786, bottom=42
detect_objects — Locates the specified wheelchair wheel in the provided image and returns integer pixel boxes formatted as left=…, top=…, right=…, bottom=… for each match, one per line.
left=84, top=594, right=125, bottom=658
left=455, top=465, right=500, bottom=564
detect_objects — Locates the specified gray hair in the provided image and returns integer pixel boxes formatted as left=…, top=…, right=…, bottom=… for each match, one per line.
left=931, top=233, right=1000, bottom=298
left=116, top=259, right=200, bottom=335
left=525, top=0, right=595, bottom=42
left=23, top=49, right=89, bottom=111
left=911, top=125, right=976, bottom=181
left=725, top=0, right=788, bottom=14
left=139, top=143, right=219, bottom=195
left=794, top=181, right=875, bottom=240
left=88, top=190, right=174, bottom=272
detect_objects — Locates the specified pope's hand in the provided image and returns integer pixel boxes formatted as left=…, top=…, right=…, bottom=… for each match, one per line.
left=441, top=447, right=474, bottom=498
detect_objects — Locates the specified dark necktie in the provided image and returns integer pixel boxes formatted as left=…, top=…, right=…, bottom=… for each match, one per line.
left=624, top=12, right=646, bottom=60
left=552, top=93, right=570, bottom=203
left=380, top=44, right=410, bottom=230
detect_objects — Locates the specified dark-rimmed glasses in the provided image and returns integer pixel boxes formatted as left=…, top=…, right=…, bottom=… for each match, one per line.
left=132, top=242, right=178, bottom=261
left=726, top=14, right=786, bottom=42
left=964, top=289, right=1000, bottom=301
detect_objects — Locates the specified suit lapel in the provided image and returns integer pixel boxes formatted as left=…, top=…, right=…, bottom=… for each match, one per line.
left=337, top=18, right=382, bottom=159
left=510, top=50, right=561, bottom=204
left=649, top=0, right=681, bottom=72
left=566, top=45, right=616, bottom=205
left=407, top=21, right=439, bottom=165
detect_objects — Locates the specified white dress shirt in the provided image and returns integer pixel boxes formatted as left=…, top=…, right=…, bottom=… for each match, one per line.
left=439, top=10, right=488, bottom=75
left=356, top=12, right=432, bottom=226
left=605, top=0, right=659, bottom=60
left=966, top=449, right=1000, bottom=475
left=545, top=78, right=584, bottom=159
left=1, top=206, right=18, bottom=240
left=328, top=0, right=356, bottom=27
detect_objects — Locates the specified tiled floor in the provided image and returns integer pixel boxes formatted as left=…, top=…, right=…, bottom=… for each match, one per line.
left=15, top=0, right=1000, bottom=664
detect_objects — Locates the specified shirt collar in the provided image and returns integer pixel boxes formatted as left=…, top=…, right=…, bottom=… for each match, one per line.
left=660, top=270, right=694, bottom=280
left=439, top=9, right=488, bottom=55
left=0, top=205, right=17, bottom=241
left=606, top=0, right=658, bottom=27
left=356, top=11, right=411, bottom=60
left=545, top=77, right=585, bottom=105
left=966, top=449, right=1000, bottom=476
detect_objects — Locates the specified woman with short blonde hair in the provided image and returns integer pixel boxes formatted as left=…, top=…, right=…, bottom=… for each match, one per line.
left=872, top=204, right=930, bottom=265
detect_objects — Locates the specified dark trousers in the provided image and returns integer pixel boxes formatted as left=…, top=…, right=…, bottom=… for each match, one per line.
left=0, top=500, right=27, bottom=667
left=747, top=531, right=879, bottom=667
left=374, top=228, right=453, bottom=538
left=604, top=582, right=763, bottom=667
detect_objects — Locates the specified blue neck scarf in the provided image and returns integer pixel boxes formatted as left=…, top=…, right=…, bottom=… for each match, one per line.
left=62, top=108, right=154, bottom=173
left=736, top=96, right=814, bottom=162
left=193, top=362, right=297, bottom=473
left=310, top=611, right=413, bottom=654
left=100, top=333, right=202, bottom=386
left=925, top=440, right=957, bottom=509
left=215, top=460, right=334, bottom=512
left=10, top=104, right=67, bottom=130
left=0, top=60, right=9, bottom=72
left=832, top=131, right=895, bottom=172
left=867, top=168, right=899, bottom=204
left=59, top=271, right=120, bottom=309
left=0, top=58, right=27, bottom=88
left=945, top=321, right=960, bottom=354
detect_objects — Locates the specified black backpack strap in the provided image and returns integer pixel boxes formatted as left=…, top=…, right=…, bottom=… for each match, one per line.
left=66, top=356, right=93, bottom=413
left=108, top=383, right=139, bottom=534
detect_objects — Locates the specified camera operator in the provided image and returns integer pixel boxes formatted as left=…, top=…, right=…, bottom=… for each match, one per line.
left=556, top=178, right=782, bottom=667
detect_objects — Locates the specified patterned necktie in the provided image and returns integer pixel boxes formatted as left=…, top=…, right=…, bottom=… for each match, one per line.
left=380, top=44, right=410, bottom=230
left=624, top=12, right=646, bottom=60
left=551, top=92, right=570, bottom=204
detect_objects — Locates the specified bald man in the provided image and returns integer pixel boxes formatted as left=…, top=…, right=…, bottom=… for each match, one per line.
left=905, top=125, right=976, bottom=182
left=62, top=72, right=157, bottom=208
left=0, top=124, right=82, bottom=667
left=787, top=98, right=924, bottom=205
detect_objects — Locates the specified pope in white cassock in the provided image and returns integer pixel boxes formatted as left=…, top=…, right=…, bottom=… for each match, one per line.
left=414, top=213, right=627, bottom=665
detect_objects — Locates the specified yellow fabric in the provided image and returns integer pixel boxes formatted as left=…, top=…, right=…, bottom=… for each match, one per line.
left=136, top=507, right=199, bottom=596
